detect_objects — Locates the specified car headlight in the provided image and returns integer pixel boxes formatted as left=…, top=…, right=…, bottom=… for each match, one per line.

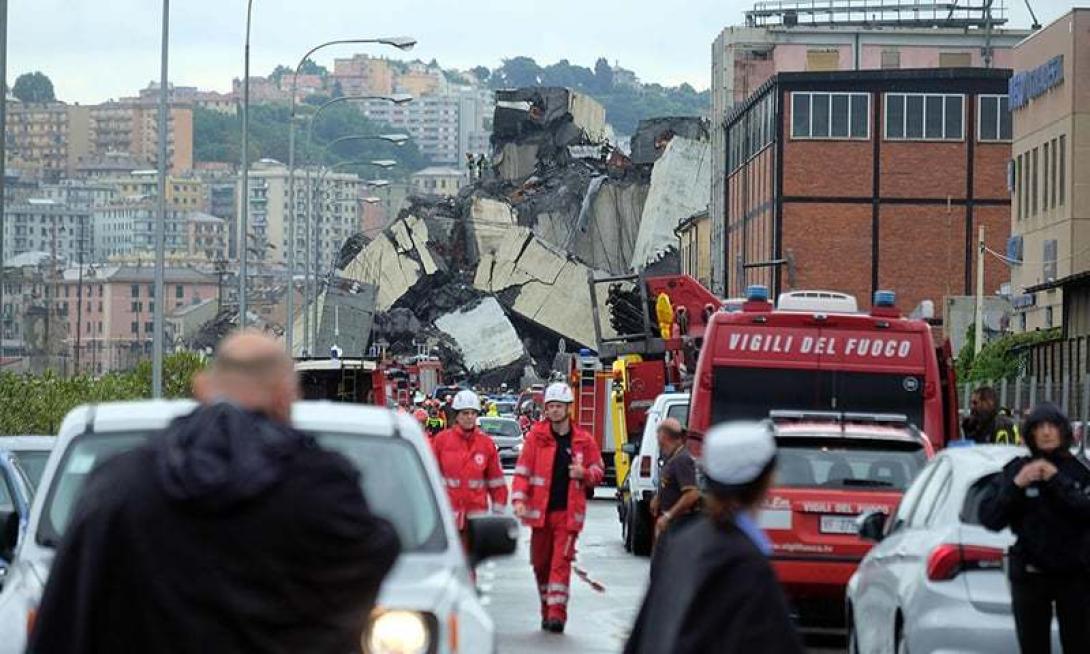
left=365, top=610, right=432, bottom=654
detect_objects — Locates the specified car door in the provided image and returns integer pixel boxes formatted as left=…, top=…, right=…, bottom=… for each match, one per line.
left=855, top=459, right=937, bottom=652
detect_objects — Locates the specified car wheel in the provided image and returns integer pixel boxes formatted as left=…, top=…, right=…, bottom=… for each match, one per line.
left=631, top=502, right=653, bottom=556
left=622, top=502, right=633, bottom=552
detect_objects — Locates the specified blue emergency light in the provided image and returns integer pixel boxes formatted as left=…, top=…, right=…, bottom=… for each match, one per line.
left=745, top=285, right=770, bottom=302
left=873, top=290, right=897, bottom=308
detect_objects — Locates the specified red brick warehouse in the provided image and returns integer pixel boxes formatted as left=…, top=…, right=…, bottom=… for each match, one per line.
left=717, top=68, right=1012, bottom=316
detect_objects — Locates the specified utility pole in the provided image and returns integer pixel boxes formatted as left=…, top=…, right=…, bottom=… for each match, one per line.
left=0, top=0, right=7, bottom=363
left=152, top=0, right=169, bottom=397
left=974, top=226, right=985, bottom=355
left=239, top=0, right=254, bottom=329
left=75, top=220, right=84, bottom=374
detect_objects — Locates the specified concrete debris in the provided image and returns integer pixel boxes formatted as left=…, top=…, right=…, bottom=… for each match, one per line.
left=313, top=279, right=377, bottom=357
left=434, top=297, right=526, bottom=373
left=327, top=86, right=708, bottom=384
left=630, top=135, right=712, bottom=269
left=629, top=117, right=710, bottom=166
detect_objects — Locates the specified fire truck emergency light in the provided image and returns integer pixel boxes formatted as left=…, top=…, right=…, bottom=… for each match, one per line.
left=745, top=285, right=770, bottom=302
left=873, top=290, right=897, bottom=308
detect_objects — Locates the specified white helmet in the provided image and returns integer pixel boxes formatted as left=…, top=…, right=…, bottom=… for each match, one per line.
left=543, top=382, right=574, bottom=405
left=451, top=389, right=481, bottom=412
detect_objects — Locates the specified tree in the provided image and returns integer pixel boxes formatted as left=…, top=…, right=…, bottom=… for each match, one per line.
left=268, top=64, right=292, bottom=85
left=298, top=58, right=328, bottom=77
left=12, top=72, right=55, bottom=103
left=331, top=80, right=344, bottom=99
left=470, top=66, right=491, bottom=84
left=494, top=57, right=542, bottom=88
left=593, top=58, right=613, bottom=93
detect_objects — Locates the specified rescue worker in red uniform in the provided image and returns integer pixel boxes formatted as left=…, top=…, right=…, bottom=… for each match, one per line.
left=431, top=390, right=508, bottom=543
left=512, top=382, right=605, bottom=633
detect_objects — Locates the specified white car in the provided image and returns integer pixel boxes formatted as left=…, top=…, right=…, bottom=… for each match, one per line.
left=619, top=392, right=688, bottom=556
left=0, top=400, right=516, bottom=654
left=846, top=444, right=1061, bottom=654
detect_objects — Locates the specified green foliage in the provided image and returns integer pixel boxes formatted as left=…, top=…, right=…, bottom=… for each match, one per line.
left=193, top=104, right=427, bottom=177
left=298, top=58, right=328, bottom=77
left=956, top=326, right=1062, bottom=383
left=12, top=72, right=56, bottom=103
left=487, top=57, right=708, bottom=135
left=0, top=353, right=206, bottom=435
left=268, top=64, right=292, bottom=85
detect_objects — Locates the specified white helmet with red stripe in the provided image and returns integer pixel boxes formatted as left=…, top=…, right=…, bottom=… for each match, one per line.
left=543, top=382, right=574, bottom=405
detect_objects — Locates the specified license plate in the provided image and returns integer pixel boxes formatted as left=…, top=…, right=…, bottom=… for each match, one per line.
left=820, top=515, right=859, bottom=535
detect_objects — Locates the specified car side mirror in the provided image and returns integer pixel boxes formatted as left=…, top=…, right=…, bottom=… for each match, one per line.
left=467, top=515, right=518, bottom=566
left=857, top=511, right=887, bottom=542
left=621, top=443, right=638, bottom=457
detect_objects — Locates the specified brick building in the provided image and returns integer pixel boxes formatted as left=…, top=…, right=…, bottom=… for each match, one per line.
left=721, top=68, right=1012, bottom=316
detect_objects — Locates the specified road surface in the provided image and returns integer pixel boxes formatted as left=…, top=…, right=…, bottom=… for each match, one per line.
left=483, top=486, right=844, bottom=653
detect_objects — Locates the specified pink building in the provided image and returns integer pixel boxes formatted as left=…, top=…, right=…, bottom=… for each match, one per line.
left=58, top=265, right=218, bottom=374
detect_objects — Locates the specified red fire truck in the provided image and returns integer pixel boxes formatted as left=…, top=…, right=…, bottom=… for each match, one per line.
left=687, top=287, right=960, bottom=455
left=296, top=354, right=444, bottom=407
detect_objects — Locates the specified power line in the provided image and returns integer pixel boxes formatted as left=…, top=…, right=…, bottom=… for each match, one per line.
left=984, top=244, right=1090, bottom=267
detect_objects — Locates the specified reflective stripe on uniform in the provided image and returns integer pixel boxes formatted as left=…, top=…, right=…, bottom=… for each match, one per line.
left=511, top=491, right=526, bottom=501
left=444, top=478, right=461, bottom=488
left=545, top=596, right=568, bottom=606
left=514, top=466, right=530, bottom=476
left=487, top=477, right=506, bottom=488
left=524, top=509, right=542, bottom=519
left=545, top=583, right=568, bottom=593
left=467, top=479, right=485, bottom=489
left=530, top=476, right=547, bottom=486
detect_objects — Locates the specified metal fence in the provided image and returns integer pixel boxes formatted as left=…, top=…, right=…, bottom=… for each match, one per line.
left=957, top=375, right=1090, bottom=441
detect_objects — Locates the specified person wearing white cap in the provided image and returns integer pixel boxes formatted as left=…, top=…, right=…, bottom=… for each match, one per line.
left=624, top=422, right=803, bottom=654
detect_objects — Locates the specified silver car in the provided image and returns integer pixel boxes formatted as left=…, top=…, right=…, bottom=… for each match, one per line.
left=0, top=400, right=516, bottom=654
left=846, top=444, right=1061, bottom=654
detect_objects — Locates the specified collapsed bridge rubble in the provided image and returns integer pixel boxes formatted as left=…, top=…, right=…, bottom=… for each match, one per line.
left=302, top=87, right=710, bottom=387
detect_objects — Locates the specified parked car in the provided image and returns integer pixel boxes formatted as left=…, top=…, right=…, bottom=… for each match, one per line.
left=0, top=450, right=34, bottom=590
left=0, top=436, right=55, bottom=490
left=846, top=444, right=1061, bottom=654
left=760, top=411, right=934, bottom=630
left=0, top=400, right=517, bottom=654
left=478, top=416, right=523, bottom=469
left=618, top=392, right=689, bottom=556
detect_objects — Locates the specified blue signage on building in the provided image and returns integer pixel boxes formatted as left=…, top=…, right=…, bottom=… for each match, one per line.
left=1009, top=56, right=1064, bottom=110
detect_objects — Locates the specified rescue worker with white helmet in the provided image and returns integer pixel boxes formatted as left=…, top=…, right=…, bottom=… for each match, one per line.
left=431, top=390, right=508, bottom=546
left=624, top=422, right=803, bottom=653
left=512, top=381, right=605, bottom=633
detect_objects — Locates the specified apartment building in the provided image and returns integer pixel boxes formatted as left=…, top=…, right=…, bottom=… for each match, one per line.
left=2, top=198, right=92, bottom=264
left=4, top=101, right=90, bottom=181
left=88, top=101, right=194, bottom=173
left=332, top=54, right=395, bottom=96
left=358, top=86, right=492, bottom=165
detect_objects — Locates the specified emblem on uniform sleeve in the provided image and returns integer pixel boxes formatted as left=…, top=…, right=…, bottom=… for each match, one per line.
left=475, top=453, right=486, bottom=466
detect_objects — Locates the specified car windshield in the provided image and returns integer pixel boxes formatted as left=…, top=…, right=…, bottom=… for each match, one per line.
left=39, top=430, right=445, bottom=552
left=494, top=402, right=517, bottom=415
left=12, top=451, right=50, bottom=490
left=666, top=403, right=689, bottom=427
left=712, top=366, right=925, bottom=430
left=479, top=418, right=522, bottom=439
left=774, top=437, right=926, bottom=491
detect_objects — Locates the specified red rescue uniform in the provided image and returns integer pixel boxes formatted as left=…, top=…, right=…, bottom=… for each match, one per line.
left=512, top=420, right=604, bottom=623
left=431, top=426, right=508, bottom=531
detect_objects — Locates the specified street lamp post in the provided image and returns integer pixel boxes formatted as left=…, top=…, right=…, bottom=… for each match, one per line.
left=152, top=0, right=169, bottom=398
left=285, top=37, right=415, bottom=356
left=0, top=0, right=7, bottom=363
left=239, top=0, right=255, bottom=329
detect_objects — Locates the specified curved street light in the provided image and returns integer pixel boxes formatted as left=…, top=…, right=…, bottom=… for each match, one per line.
left=283, top=36, right=415, bottom=355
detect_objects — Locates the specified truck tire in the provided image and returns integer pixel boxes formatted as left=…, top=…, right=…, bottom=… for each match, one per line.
left=631, top=502, right=653, bottom=556
left=622, top=506, right=634, bottom=552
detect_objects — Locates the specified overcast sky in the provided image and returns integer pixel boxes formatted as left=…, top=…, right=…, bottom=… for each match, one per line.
left=7, top=0, right=1080, bottom=104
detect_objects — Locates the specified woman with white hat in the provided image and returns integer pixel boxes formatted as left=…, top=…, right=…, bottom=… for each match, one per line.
left=624, top=421, right=803, bottom=653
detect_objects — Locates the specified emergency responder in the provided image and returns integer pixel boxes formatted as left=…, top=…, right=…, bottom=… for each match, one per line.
left=425, top=405, right=445, bottom=437
left=518, top=405, right=534, bottom=434
left=30, top=331, right=400, bottom=653
left=512, top=382, right=605, bottom=634
left=980, top=403, right=1090, bottom=653
left=431, top=390, right=508, bottom=542
left=963, top=385, right=1020, bottom=444
left=486, top=400, right=500, bottom=417
left=625, top=422, right=804, bottom=654
left=413, top=407, right=429, bottom=430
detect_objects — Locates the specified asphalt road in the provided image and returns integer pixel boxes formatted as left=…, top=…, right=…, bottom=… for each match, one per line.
left=483, top=485, right=844, bottom=654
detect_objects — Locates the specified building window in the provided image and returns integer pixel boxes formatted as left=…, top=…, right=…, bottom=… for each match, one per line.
left=977, top=95, right=1011, bottom=141
left=145, top=321, right=153, bottom=333
left=131, top=321, right=138, bottom=334
left=175, top=284, right=184, bottom=299
left=1015, top=155, right=1023, bottom=220
left=880, top=50, right=900, bottom=69
left=885, top=94, right=963, bottom=141
left=791, top=92, right=868, bottom=139
left=131, top=284, right=139, bottom=297
left=1059, top=135, right=1065, bottom=206
left=1031, top=147, right=1038, bottom=216
left=1043, top=239, right=1057, bottom=281
left=1045, top=306, right=1054, bottom=329
left=1042, top=141, right=1050, bottom=211
left=939, top=52, right=972, bottom=67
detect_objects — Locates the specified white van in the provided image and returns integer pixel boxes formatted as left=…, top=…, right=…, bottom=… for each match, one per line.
left=618, top=392, right=689, bottom=556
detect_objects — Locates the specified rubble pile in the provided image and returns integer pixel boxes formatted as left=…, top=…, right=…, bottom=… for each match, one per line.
left=316, top=88, right=710, bottom=386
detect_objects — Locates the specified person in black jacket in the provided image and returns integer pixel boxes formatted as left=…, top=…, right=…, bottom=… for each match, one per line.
left=29, top=331, right=401, bottom=654
left=963, top=385, right=1021, bottom=444
left=980, top=402, right=1090, bottom=654
left=624, top=422, right=804, bottom=654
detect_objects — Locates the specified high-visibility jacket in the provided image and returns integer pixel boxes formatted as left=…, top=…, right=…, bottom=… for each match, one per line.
left=431, top=427, right=508, bottom=529
left=512, top=420, right=604, bottom=533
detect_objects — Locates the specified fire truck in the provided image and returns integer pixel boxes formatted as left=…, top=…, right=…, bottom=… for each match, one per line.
left=570, top=272, right=723, bottom=487
left=687, top=286, right=960, bottom=454
left=296, top=351, right=444, bottom=407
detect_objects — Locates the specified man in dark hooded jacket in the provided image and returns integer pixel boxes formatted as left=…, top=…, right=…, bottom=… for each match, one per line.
left=29, top=331, right=401, bottom=654
left=980, top=402, right=1090, bottom=654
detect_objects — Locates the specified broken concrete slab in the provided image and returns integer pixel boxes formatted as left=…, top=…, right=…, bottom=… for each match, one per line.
left=466, top=197, right=519, bottom=264
left=494, top=142, right=540, bottom=182
left=341, top=229, right=422, bottom=311
left=630, top=136, right=711, bottom=270
left=434, top=297, right=526, bottom=373
left=314, top=279, right=377, bottom=358
left=630, top=117, right=710, bottom=165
